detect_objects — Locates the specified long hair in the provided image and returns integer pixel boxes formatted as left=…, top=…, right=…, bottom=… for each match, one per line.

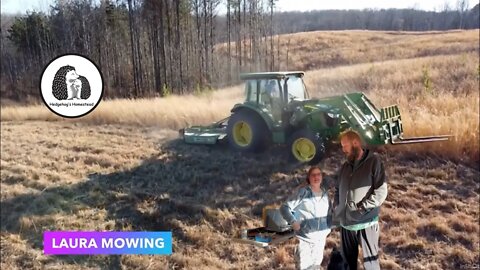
left=78, top=75, right=91, bottom=99
left=52, top=65, right=75, bottom=100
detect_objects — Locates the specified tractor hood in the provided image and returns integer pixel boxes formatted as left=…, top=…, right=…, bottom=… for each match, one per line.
left=290, top=99, right=341, bottom=113
left=289, top=99, right=341, bottom=126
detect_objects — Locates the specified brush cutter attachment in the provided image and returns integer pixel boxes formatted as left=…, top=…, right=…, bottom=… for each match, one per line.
left=180, top=117, right=228, bottom=145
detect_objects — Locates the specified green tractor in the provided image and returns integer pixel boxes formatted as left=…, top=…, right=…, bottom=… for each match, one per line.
left=181, top=71, right=449, bottom=164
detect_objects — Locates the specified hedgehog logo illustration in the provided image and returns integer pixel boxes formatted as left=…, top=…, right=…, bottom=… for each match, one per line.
left=40, top=54, right=103, bottom=118
left=52, top=66, right=92, bottom=100
left=75, top=76, right=91, bottom=100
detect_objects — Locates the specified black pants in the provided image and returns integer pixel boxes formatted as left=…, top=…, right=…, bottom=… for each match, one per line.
left=340, top=223, right=380, bottom=270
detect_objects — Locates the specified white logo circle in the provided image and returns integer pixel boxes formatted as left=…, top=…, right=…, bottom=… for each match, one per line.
left=40, top=54, right=103, bottom=118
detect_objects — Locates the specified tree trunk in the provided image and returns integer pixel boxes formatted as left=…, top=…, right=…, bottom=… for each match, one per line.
left=175, top=0, right=183, bottom=93
left=127, top=0, right=139, bottom=97
left=227, top=0, right=232, bottom=82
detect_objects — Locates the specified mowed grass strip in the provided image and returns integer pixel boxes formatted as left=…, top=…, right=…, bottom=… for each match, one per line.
left=1, top=121, right=478, bottom=269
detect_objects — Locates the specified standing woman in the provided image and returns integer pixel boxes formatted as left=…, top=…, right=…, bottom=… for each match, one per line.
left=280, top=166, right=333, bottom=270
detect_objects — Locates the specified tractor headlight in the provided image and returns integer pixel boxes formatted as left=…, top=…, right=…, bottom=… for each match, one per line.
left=327, top=113, right=340, bottom=118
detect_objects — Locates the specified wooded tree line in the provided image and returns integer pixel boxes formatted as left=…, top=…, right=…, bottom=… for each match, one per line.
left=1, top=0, right=478, bottom=101
left=1, top=0, right=280, bottom=100
left=273, top=4, right=479, bottom=33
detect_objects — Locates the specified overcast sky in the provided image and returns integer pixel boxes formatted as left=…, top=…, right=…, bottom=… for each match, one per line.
left=277, top=0, right=477, bottom=12
left=1, top=0, right=478, bottom=14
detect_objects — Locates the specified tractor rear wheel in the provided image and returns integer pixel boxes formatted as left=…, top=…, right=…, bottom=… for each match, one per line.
left=288, top=129, right=326, bottom=164
left=227, top=110, right=270, bottom=152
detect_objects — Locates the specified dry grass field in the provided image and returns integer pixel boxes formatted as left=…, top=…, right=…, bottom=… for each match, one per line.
left=1, top=30, right=479, bottom=269
left=217, top=30, right=479, bottom=71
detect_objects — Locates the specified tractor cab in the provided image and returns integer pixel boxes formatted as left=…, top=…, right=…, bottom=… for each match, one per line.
left=242, top=71, right=308, bottom=105
left=242, top=72, right=309, bottom=125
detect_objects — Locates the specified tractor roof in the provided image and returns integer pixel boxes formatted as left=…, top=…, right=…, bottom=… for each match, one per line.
left=239, top=71, right=305, bottom=80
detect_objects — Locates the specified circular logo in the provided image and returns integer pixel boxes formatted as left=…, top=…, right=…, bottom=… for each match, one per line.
left=40, top=54, right=103, bottom=118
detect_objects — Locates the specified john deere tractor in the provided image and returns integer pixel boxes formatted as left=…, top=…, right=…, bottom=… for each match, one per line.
left=181, top=71, right=449, bottom=164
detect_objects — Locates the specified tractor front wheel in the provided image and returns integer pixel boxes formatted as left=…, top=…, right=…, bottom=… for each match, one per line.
left=227, top=110, right=270, bottom=152
left=288, top=129, right=326, bottom=164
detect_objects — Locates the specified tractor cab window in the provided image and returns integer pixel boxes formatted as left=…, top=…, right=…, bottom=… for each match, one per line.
left=284, top=76, right=307, bottom=101
left=259, top=79, right=281, bottom=106
left=245, top=80, right=257, bottom=102
left=259, top=79, right=283, bottom=122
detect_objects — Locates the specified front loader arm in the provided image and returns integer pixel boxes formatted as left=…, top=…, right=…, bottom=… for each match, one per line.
left=318, top=93, right=450, bottom=145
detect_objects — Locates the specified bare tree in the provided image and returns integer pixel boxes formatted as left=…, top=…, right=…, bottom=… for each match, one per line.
left=457, top=0, right=469, bottom=28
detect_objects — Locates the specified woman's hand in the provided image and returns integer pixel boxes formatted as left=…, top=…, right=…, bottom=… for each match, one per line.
left=292, top=221, right=301, bottom=231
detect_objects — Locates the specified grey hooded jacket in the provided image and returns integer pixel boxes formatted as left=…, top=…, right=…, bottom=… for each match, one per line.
left=333, top=149, right=388, bottom=227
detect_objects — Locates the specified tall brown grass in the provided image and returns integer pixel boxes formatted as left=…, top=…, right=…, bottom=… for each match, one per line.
left=217, top=29, right=479, bottom=71
left=0, top=85, right=243, bottom=128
